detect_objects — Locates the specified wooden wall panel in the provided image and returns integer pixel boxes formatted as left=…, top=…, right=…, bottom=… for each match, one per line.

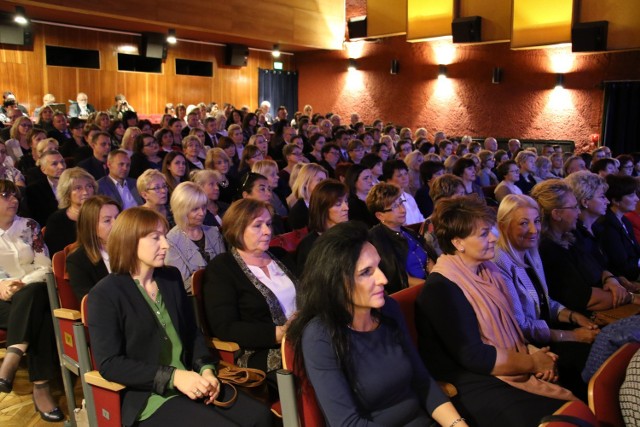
left=578, top=0, right=640, bottom=50
left=511, top=0, right=573, bottom=48
left=367, top=0, right=407, bottom=38
left=459, top=0, right=511, bottom=43
left=16, top=0, right=345, bottom=50
left=0, top=22, right=295, bottom=118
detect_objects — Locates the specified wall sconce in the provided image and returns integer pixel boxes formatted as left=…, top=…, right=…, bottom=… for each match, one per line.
left=348, top=58, right=357, bottom=71
left=492, top=67, right=502, bottom=84
left=390, top=59, right=399, bottom=75
left=555, top=73, right=565, bottom=88
left=272, top=44, right=281, bottom=58
left=438, top=64, right=447, bottom=79
left=14, top=6, right=28, bottom=25
left=166, top=29, right=177, bottom=45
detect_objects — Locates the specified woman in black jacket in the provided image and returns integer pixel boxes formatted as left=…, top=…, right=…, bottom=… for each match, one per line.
left=87, top=207, right=270, bottom=427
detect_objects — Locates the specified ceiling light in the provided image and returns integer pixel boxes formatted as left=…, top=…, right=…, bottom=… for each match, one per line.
left=272, top=44, right=281, bottom=58
left=167, top=29, right=177, bottom=45
left=14, top=6, right=28, bottom=25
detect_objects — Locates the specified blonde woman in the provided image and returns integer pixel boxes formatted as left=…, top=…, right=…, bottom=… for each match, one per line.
left=166, top=182, right=225, bottom=292
left=182, top=135, right=205, bottom=170
left=191, top=169, right=229, bottom=227
left=137, top=169, right=175, bottom=228
left=5, top=116, right=33, bottom=165
left=205, top=147, right=238, bottom=204
left=286, top=163, right=328, bottom=230
left=120, top=126, right=141, bottom=156
left=44, top=167, right=98, bottom=255
left=404, top=150, right=424, bottom=196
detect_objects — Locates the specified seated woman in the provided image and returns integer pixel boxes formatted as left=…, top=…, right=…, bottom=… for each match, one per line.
left=277, top=144, right=304, bottom=203
left=417, top=196, right=575, bottom=427
left=344, top=164, right=377, bottom=227
left=494, top=160, right=523, bottom=203
left=203, top=199, right=298, bottom=392
left=596, top=174, right=640, bottom=281
left=247, top=134, right=269, bottom=159
left=67, top=195, right=121, bottom=301
left=494, top=194, right=599, bottom=398
left=156, top=128, right=176, bottom=154
left=204, top=147, right=238, bottom=204
left=403, top=150, right=424, bottom=196
left=45, top=167, right=97, bottom=255
left=414, top=160, right=445, bottom=218
left=251, top=160, right=288, bottom=217
left=191, top=169, right=228, bottom=228
left=16, top=128, right=48, bottom=181
left=5, top=116, right=33, bottom=166
left=0, top=179, right=63, bottom=422
left=477, top=150, right=498, bottom=187
left=119, top=126, right=141, bottom=157
left=287, top=163, right=328, bottom=230
left=129, top=134, right=165, bottom=179
left=162, top=151, right=189, bottom=196
left=296, top=179, right=349, bottom=275
left=240, top=173, right=286, bottom=235
left=137, top=169, right=175, bottom=228
left=531, top=179, right=637, bottom=315
left=108, top=119, right=125, bottom=148
left=166, top=182, right=225, bottom=293
left=182, top=135, right=205, bottom=171
left=237, top=145, right=264, bottom=183
left=36, top=105, right=55, bottom=133
left=0, top=141, right=25, bottom=187
left=453, top=157, right=485, bottom=201
left=381, top=160, right=425, bottom=225
left=87, top=207, right=271, bottom=427
left=287, top=221, right=468, bottom=427
left=367, top=182, right=430, bottom=293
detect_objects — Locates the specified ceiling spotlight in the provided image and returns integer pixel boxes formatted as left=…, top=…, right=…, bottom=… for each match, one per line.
left=272, top=44, right=281, bottom=58
left=438, top=64, right=448, bottom=79
left=14, top=6, right=28, bottom=25
left=555, top=73, right=565, bottom=89
left=166, top=29, right=177, bottom=45
left=348, top=58, right=357, bottom=71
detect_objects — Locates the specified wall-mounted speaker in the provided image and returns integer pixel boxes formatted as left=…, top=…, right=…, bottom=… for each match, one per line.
left=140, top=33, right=167, bottom=60
left=452, top=16, right=482, bottom=43
left=390, top=59, right=399, bottom=75
left=348, top=16, right=367, bottom=41
left=572, top=21, right=608, bottom=52
left=224, top=44, right=249, bottom=67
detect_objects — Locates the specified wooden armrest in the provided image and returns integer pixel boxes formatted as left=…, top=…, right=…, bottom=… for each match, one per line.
left=84, top=371, right=126, bottom=391
left=212, top=337, right=240, bottom=352
left=437, top=381, right=457, bottom=398
left=53, top=308, right=81, bottom=320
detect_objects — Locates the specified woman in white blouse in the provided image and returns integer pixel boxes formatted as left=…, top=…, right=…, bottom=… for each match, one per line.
left=165, top=182, right=225, bottom=293
left=0, top=179, right=63, bottom=422
left=202, top=198, right=297, bottom=394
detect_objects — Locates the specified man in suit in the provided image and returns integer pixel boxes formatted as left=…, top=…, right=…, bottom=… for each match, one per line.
left=47, top=112, right=73, bottom=146
left=97, top=149, right=143, bottom=209
left=181, top=110, right=200, bottom=138
left=24, top=150, right=66, bottom=227
left=68, top=92, right=96, bottom=118
left=77, top=132, right=111, bottom=180
left=203, top=117, right=218, bottom=147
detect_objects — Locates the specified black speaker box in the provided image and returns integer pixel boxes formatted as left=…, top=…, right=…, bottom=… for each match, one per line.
left=390, top=59, right=399, bottom=75
left=348, top=16, right=367, bottom=40
left=572, top=21, right=608, bottom=52
left=141, top=33, right=167, bottom=59
left=452, top=16, right=482, bottom=43
left=224, top=44, right=249, bottom=67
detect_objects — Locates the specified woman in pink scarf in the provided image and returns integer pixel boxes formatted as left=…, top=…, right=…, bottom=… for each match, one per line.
left=416, top=196, right=576, bottom=427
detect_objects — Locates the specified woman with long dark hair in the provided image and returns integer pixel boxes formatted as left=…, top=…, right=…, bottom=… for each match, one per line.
left=287, top=221, right=467, bottom=427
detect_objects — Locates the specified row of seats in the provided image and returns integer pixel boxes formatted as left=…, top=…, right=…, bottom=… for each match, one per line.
left=43, top=245, right=636, bottom=427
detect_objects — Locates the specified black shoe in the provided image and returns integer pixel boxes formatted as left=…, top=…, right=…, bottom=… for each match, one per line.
left=0, top=377, right=12, bottom=393
left=32, top=395, right=65, bottom=422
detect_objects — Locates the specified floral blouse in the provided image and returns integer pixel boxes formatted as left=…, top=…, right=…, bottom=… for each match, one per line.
left=0, top=216, right=51, bottom=283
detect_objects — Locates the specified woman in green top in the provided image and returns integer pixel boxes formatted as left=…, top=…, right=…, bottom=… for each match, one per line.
left=86, top=207, right=271, bottom=427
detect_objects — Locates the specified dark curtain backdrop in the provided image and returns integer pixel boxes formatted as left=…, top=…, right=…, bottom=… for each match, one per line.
left=602, top=81, right=640, bottom=155
left=258, top=69, right=298, bottom=120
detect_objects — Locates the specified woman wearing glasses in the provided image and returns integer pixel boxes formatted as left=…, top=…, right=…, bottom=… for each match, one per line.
left=130, top=134, right=165, bottom=179
left=137, top=169, right=175, bottom=228
left=494, top=160, right=523, bottom=203
left=367, top=182, right=431, bottom=294
left=5, top=116, right=33, bottom=165
left=532, top=179, right=637, bottom=315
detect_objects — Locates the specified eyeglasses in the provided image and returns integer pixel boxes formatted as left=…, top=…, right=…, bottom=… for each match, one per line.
left=19, top=123, right=33, bottom=128
left=556, top=205, right=580, bottom=211
left=0, top=191, right=18, bottom=200
left=382, top=198, right=406, bottom=212
left=143, top=141, right=159, bottom=147
left=147, top=184, right=168, bottom=192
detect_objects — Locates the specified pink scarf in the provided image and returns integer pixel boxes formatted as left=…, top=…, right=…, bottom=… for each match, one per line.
left=432, top=254, right=576, bottom=401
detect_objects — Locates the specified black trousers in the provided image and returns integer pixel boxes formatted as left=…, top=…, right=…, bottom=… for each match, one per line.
left=0, top=282, right=58, bottom=381
left=135, top=385, right=273, bottom=427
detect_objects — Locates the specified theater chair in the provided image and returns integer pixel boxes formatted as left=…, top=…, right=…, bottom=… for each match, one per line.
left=538, top=400, right=598, bottom=427
left=588, top=341, right=640, bottom=427
left=269, top=227, right=309, bottom=253
left=191, top=269, right=240, bottom=364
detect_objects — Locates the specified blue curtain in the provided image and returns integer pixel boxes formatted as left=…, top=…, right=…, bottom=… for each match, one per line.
left=258, top=69, right=298, bottom=118
left=602, top=81, right=640, bottom=155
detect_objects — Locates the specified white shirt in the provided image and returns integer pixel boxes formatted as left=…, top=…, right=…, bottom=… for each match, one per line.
left=402, top=191, right=425, bottom=226
left=247, top=261, right=296, bottom=318
left=109, top=176, right=138, bottom=210
left=0, top=217, right=51, bottom=282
